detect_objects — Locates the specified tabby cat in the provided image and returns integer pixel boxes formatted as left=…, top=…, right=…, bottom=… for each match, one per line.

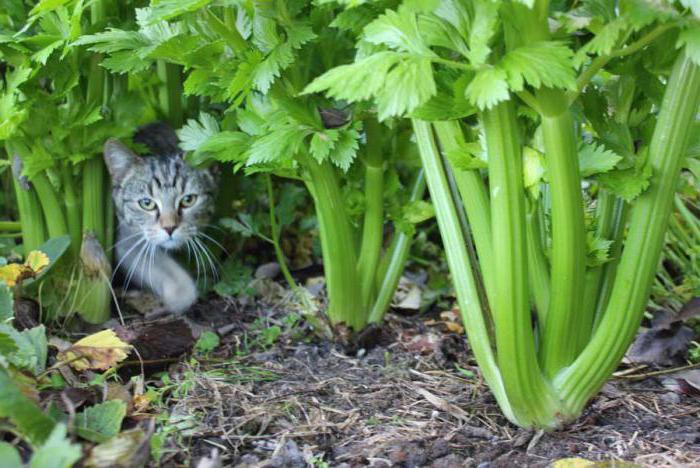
left=103, top=123, right=217, bottom=313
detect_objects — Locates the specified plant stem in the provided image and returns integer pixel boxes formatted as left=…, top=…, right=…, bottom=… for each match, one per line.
left=9, top=154, right=45, bottom=255
left=300, top=154, right=363, bottom=330
left=368, top=169, right=426, bottom=324
left=412, top=119, right=518, bottom=426
left=157, top=61, right=184, bottom=127
left=82, top=158, right=105, bottom=246
left=265, top=175, right=300, bottom=293
left=556, top=51, right=700, bottom=415
left=61, top=167, right=81, bottom=256
left=32, top=172, right=68, bottom=239
left=526, top=199, right=550, bottom=324
left=537, top=89, right=588, bottom=377
left=433, top=121, right=494, bottom=303
left=482, top=102, right=564, bottom=427
left=571, top=23, right=675, bottom=102
left=357, top=118, right=385, bottom=311
left=0, top=221, right=21, bottom=232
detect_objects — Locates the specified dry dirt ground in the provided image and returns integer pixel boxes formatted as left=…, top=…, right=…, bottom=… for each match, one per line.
left=126, top=293, right=700, bottom=468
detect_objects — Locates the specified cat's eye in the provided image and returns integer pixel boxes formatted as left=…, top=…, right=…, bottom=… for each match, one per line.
left=180, top=194, right=198, bottom=208
left=138, top=197, right=156, bottom=211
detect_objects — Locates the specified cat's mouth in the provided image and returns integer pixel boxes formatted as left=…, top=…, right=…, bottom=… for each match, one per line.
left=159, top=238, right=182, bottom=250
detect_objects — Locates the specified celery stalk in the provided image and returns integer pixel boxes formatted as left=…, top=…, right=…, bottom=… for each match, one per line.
left=557, top=51, right=700, bottom=415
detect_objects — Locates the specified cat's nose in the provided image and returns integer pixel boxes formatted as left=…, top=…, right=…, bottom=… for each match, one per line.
left=163, top=226, right=176, bottom=236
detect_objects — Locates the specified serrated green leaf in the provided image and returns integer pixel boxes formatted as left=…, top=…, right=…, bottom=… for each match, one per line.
left=598, top=163, right=653, bottom=201
left=500, top=41, right=576, bottom=91
left=402, top=199, right=435, bottom=224
left=30, top=424, right=81, bottom=468
left=465, top=67, right=510, bottom=110
left=376, top=57, right=436, bottom=120
left=75, top=400, right=127, bottom=443
left=364, top=7, right=434, bottom=56
left=578, top=142, right=622, bottom=177
left=303, top=51, right=403, bottom=102
left=574, top=18, right=627, bottom=67
left=446, top=141, right=487, bottom=170
left=177, top=113, right=220, bottom=152
left=0, top=324, right=47, bottom=374
left=621, top=0, right=678, bottom=31
left=677, top=27, right=700, bottom=66
left=246, top=125, right=307, bottom=166
left=466, top=0, right=500, bottom=66
left=197, top=131, right=249, bottom=163
left=330, top=127, right=360, bottom=171
left=0, top=367, right=55, bottom=445
left=309, top=130, right=340, bottom=163
left=586, top=232, right=614, bottom=267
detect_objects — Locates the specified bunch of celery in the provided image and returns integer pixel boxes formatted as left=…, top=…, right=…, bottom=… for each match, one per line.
left=78, top=1, right=431, bottom=331
left=0, top=0, right=178, bottom=322
left=306, top=0, right=700, bottom=428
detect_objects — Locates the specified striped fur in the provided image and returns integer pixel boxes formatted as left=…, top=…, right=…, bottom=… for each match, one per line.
left=104, top=133, right=217, bottom=314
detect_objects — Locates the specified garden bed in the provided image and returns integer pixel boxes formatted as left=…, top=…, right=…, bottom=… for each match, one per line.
left=129, top=292, right=700, bottom=467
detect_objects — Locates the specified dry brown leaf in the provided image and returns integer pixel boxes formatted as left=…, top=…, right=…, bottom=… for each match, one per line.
left=58, top=329, right=131, bottom=371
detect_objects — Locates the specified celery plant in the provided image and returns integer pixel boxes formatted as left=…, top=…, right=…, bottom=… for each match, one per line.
left=79, top=1, right=430, bottom=331
left=0, top=1, right=178, bottom=323
left=306, top=0, right=700, bottom=427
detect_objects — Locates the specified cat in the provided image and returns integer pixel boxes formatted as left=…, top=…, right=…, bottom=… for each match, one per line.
left=103, top=123, right=217, bottom=314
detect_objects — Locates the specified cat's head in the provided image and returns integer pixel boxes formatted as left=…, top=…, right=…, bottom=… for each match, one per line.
left=104, top=139, right=216, bottom=250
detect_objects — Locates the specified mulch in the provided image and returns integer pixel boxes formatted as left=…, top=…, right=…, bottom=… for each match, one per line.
left=135, top=292, right=700, bottom=468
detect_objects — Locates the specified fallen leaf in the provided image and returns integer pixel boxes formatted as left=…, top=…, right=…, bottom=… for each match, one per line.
left=0, top=263, right=25, bottom=287
left=75, top=400, right=127, bottom=443
left=85, top=428, right=150, bottom=468
left=626, top=309, right=695, bottom=366
left=662, top=369, right=700, bottom=396
left=58, top=329, right=131, bottom=371
left=0, top=250, right=51, bottom=287
left=25, top=251, right=49, bottom=274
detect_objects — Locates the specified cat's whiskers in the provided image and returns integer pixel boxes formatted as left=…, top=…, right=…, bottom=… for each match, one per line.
left=196, top=231, right=229, bottom=256
left=124, top=240, right=150, bottom=291
left=107, top=230, right=144, bottom=253
left=194, top=236, right=220, bottom=282
left=187, top=238, right=203, bottom=286
left=112, top=237, right=146, bottom=280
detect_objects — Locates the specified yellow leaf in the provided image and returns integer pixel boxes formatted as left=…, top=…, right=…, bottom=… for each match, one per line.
left=551, top=459, right=594, bottom=468
left=0, top=263, right=26, bottom=287
left=58, top=329, right=131, bottom=371
left=25, top=250, right=49, bottom=273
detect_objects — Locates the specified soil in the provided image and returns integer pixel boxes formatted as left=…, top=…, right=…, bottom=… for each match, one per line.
left=128, top=291, right=700, bottom=468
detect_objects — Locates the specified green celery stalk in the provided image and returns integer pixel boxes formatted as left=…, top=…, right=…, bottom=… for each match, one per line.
left=31, top=172, right=69, bottom=239
left=525, top=199, right=550, bottom=325
left=10, top=155, right=46, bottom=255
left=82, top=158, right=106, bottom=246
left=481, top=102, right=565, bottom=427
left=357, top=118, right=385, bottom=311
left=61, top=167, right=82, bottom=256
left=412, top=119, right=518, bottom=425
left=536, top=92, right=588, bottom=376
left=368, top=169, right=426, bottom=324
left=556, top=51, right=700, bottom=415
left=432, top=121, right=494, bottom=303
left=301, top=154, right=363, bottom=330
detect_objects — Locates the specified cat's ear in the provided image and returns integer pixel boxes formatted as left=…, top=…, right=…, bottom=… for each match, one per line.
left=104, top=139, right=140, bottom=184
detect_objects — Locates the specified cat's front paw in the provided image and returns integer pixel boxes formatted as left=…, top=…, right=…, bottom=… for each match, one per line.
left=161, top=277, right=198, bottom=314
